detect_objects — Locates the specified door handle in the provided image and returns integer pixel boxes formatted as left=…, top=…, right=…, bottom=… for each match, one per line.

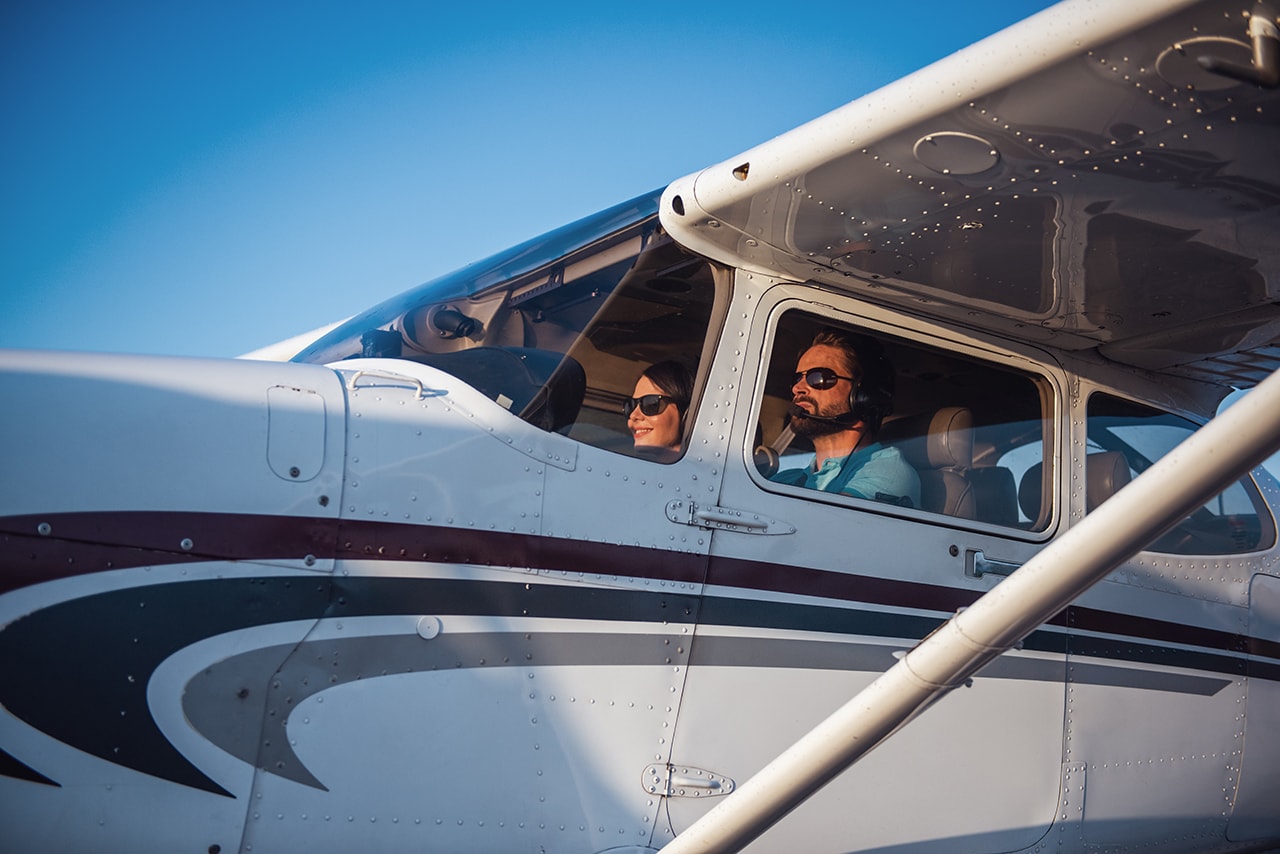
left=967, top=549, right=1021, bottom=579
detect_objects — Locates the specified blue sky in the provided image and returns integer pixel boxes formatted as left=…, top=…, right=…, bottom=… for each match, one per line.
left=0, top=1, right=1060, bottom=358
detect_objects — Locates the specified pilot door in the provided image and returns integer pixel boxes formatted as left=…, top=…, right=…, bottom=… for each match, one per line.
left=664, top=284, right=1069, bottom=853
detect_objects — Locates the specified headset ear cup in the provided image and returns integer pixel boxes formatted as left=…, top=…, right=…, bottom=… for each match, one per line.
left=849, top=384, right=864, bottom=424
left=850, top=354, right=894, bottom=433
left=849, top=383, right=878, bottom=430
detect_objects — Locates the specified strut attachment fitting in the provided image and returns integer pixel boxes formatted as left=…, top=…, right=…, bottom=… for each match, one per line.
left=1199, top=5, right=1280, bottom=88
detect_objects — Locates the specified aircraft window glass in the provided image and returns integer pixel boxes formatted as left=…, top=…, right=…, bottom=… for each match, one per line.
left=290, top=191, right=722, bottom=462
left=1086, top=393, right=1276, bottom=554
left=755, top=310, right=1051, bottom=530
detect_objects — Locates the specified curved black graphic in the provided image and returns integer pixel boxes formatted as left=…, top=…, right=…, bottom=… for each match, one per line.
left=0, top=574, right=699, bottom=796
left=0, top=577, right=332, bottom=795
left=0, top=746, right=58, bottom=787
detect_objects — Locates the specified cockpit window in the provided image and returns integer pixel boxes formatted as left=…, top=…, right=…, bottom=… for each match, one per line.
left=1086, top=393, right=1276, bottom=554
left=755, top=310, right=1052, bottom=530
left=292, top=191, right=723, bottom=461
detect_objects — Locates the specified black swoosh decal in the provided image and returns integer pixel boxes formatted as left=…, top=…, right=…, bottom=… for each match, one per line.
left=0, top=745, right=58, bottom=787
left=0, top=574, right=699, bottom=796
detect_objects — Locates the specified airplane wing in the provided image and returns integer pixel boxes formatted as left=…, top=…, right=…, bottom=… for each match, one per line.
left=662, top=0, right=1280, bottom=388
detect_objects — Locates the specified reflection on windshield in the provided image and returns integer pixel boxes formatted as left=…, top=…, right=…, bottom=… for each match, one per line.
left=293, top=190, right=723, bottom=459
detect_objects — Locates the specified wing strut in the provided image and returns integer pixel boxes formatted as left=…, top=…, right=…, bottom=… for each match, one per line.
left=664, top=369, right=1280, bottom=854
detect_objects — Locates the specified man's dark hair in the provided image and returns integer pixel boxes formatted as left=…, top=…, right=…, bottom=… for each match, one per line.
left=808, top=329, right=895, bottom=434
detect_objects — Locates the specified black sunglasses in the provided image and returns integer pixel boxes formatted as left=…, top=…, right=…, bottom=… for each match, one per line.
left=791, top=367, right=855, bottom=390
left=623, top=394, right=677, bottom=417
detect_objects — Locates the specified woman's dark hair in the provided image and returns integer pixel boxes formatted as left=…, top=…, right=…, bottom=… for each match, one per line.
left=642, top=360, right=694, bottom=421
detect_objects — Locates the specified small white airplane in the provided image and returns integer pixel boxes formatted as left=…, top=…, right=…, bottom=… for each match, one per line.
left=3, top=1, right=1280, bottom=851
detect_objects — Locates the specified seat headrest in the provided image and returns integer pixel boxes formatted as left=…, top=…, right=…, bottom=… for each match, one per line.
left=1086, top=451, right=1131, bottom=512
left=1018, top=461, right=1044, bottom=522
left=1018, top=452, right=1133, bottom=520
left=881, top=406, right=973, bottom=470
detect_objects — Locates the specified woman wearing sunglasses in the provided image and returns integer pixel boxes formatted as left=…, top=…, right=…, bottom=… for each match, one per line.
left=624, top=360, right=693, bottom=457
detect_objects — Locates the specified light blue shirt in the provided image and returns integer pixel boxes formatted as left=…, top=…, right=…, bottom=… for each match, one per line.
left=772, top=443, right=920, bottom=508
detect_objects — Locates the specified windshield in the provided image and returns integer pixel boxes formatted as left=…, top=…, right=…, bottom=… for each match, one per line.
left=293, top=190, right=724, bottom=457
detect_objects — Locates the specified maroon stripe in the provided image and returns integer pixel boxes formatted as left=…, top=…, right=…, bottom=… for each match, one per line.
left=704, top=554, right=976, bottom=615
left=0, top=512, right=334, bottom=594
left=0, top=511, right=709, bottom=595
left=2, top=510, right=1276, bottom=663
left=1068, top=604, right=1280, bottom=663
left=334, top=517, right=707, bottom=584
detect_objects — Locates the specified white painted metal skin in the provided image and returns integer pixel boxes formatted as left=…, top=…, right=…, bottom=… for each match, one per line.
left=2, top=0, right=1280, bottom=852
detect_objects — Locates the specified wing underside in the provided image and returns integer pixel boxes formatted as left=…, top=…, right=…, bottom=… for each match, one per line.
left=662, top=0, right=1280, bottom=388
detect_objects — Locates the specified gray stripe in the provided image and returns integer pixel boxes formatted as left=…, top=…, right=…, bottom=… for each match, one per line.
left=184, top=630, right=691, bottom=789
left=182, top=629, right=1232, bottom=791
left=687, top=634, right=1231, bottom=695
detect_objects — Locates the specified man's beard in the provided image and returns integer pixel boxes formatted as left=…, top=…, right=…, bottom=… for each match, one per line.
left=787, top=402, right=855, bottom=439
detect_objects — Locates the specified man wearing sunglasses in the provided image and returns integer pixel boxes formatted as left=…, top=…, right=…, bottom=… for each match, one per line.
left=770, top=329, right=920, bottom=508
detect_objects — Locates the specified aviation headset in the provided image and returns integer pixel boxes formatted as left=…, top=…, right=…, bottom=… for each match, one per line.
left=809, top=329, right=895, bottom=434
